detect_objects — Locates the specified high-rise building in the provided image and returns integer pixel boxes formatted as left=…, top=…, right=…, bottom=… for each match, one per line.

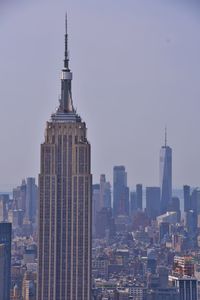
left=130, top=191, right=137, bottom=215
left=113, top=166, right=129, bottom=217
left=13, top=180, right=26, bottom=212
left=0, top=244, right=6, bottom=300
left=0, top=195, right=8, bottom=222
left=0, top=222, right=12, bottom=300
left=183, top=185, right=191, bottom=213
left=37, top=16, right=92, bottom=300
left=160, top=129, right=172, bottom=214
left=159, top=222, right=170, bottom=242
left=25, top=177, right=38, bottom=223
left=146, top=187, right=160, bottom=219
left=169, top=197, right=181, bottom=222
left=136, top=184, right=143, bottom=210
left=175, top=277, right=197, bottom=300
left=99, top=174, right=111, bottom=210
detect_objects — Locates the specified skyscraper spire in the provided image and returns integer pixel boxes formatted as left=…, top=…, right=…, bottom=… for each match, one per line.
left=165, top=126, right=167, bottom=147
left=57, top=14, right=75, bottom=114
left=64, top=12, right=69, bottom=70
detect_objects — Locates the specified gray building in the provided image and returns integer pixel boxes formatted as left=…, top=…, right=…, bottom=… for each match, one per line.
left=136, top=184, right=143, bottom=210
left=0, top=222, right=12, bottom=300
left=146, top=187, right=160, bottom=219
left=25, top=177, right=38, bottom=223
left=37, top=16, right=92, bottom=300
left=113, top=166, right=129, bottom=217
left=160, top=130, right=172, bottom=214
left=175, top=277, right=197, bottom=300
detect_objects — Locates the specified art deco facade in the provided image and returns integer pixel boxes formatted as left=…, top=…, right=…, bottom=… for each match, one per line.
left=37, top=16, right=92, bottom=300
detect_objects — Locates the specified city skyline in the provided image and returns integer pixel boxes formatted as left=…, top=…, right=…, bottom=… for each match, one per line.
left=1, top=1, right=200, bottom=188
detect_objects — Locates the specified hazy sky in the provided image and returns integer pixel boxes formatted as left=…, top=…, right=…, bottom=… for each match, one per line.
left=0, top=0, right=200, bottom=190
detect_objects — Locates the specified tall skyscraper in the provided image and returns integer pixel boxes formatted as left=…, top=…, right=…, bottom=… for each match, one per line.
left=99, top=174, right=111, bottom=210
left=113, top=166, right=129, bottom=217
left=136, top=184, right=143, bottom=211
left=0, top=222, right=12, bottom=300
left=25, top=177, right=38, bottom=223
left=146, top=187, right=160, bottom=219
left=0, top=244, right=6, bottom=300
left=183, top=185, right=191, bottom=213
left=37, top=16, right=92, bottom=300
left=160, top=129, right=172, bottom=214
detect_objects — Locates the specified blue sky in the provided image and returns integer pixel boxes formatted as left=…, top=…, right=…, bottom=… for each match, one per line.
left=0, top=0, right=200, bottom=189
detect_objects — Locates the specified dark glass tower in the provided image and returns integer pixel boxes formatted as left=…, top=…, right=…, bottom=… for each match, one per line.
left=37, top=15, right=92, bottom=300
left=113, top=166, right=129, bottom=217
left=0, top=222, right=12, bottom=300
left=159, top=129, right=172, bottom=214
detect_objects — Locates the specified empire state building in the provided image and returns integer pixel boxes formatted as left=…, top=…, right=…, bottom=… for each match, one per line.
left=37, top=16, right=92, bottom=300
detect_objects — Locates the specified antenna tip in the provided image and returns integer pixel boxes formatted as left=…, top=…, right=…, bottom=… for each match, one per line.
left=65, top=12, right=68, bottom=33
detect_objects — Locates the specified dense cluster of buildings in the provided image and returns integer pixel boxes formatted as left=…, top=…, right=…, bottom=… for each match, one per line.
left=0, top=15, right=200, bottom=300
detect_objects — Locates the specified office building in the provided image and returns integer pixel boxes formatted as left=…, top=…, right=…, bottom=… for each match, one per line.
left=37, top=16, right=92, bottom=300
left=159, top=222, right=170, bottom=242
left=160, top=130, right=172, bottom=214
left=175, top=277, right=197, bottom=300
left=130, top=191, right=137, bottom=215
left=25, top=177, right=38, bottom=223
left=183, top=185, right=191, bottom=213
left=113, top=166, right=129, bottom=217
left=0, top=195, right=7, bottom=222
left=0, top=244, right=6, bottom=300
left=0, top=222, right=12, bottom=300
left=136, top=184, right=143, bottom=210
left=146, top=187, right=160, bottom=219
left=169, top=197, right=181, bottom=222
left=99, top=174, right=111, bottom=210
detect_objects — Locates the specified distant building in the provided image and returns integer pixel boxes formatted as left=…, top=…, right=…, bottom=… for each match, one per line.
left=22, top=271, right=36, bottom=300
left=159, top=130, right=172, bottom=214
left=0, top=222, right=12, bottom=300
left=147, top=249, right=157, bottom=274
left=25, top=177, right=38, bottom=223
left=92, top=184, right=100, bottom=236
left=0, top=195, right=8, bottom=222
left=183, top=185, right=191, bottom=213
left=0, top=244, right=6, bottom=300
left=157, top=211, right=177, bottom=225
left=13, top=180, right=26, bottom=213
left=175, top=277, right=197, bottom=300
left=159, top=222, right=170, bottom=242
left=173, top=256, right=194, bottom=277
left=99, top=174, right=111, bottom=210
left=95, top=207, right=113, bottom=239
left=113, top=166, right=129, bottom=217
left=130, top=191, right=137, bottom=215
left=185, top=210, right=197, bottom=235
left=136, top=184, right=143, bottom=211
left=169, top=197, right=181, bottom=222
left=146, top=187, right=160, bottom=219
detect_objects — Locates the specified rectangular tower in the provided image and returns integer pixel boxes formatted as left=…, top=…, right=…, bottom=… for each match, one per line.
left=160, top=130, right=172, bottom=214
left=113, top=166, right=129, bottom=217
left=0, top=222, right=12, bottom=300
left=37, top=16, right=92, bottom=300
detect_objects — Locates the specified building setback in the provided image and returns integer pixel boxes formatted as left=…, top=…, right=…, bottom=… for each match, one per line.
left=37, top=15, right=92, bottom=300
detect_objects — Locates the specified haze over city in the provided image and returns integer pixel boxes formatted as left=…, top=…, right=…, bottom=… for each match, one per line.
left=0, top=0, right=200, bottom=189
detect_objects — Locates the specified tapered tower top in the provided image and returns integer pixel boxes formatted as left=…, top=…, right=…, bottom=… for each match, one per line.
left=51, top=14, right=81, bottom=123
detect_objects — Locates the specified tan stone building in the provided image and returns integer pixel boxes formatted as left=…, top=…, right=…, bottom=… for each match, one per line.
left=37, top=15, right=92, bottom=300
